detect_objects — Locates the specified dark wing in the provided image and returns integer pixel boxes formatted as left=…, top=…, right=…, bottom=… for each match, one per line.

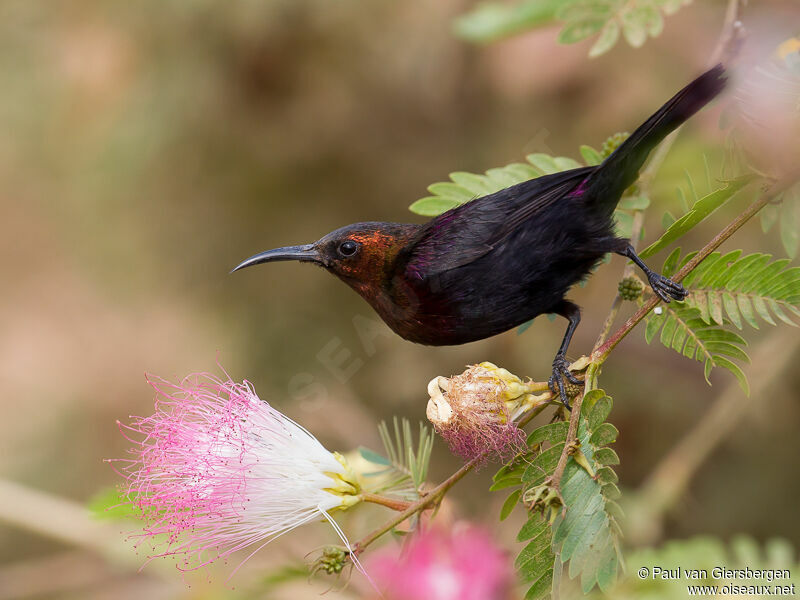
left=402, top=166, right=595, bottom=279
left=585, top=65, right=726, bottom=214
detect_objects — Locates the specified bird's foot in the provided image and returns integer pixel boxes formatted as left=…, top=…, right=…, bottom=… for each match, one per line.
left=548, top=355, right=582, bottom=411
left=647, top=272, right=688, bottom=303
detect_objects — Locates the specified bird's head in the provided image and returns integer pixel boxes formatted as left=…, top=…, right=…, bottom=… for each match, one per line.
left=232, top=222, right=419, bottom=295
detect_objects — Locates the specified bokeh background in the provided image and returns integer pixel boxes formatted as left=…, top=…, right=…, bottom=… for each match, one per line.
left=1, top=0, right=798, bottom=598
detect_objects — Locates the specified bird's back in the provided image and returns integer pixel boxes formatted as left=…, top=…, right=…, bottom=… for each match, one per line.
left=385, top=167, right=611, bottom=345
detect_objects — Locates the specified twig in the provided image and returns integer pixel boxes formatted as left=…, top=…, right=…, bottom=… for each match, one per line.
left=593, top=295, right=624, bottom=353
left=549, top=394, right=585, bottom=491
left=352, top=458, right=479, bottom=555
left=351, top=403, right=551, bottom=555
left=593, top=174, right=797, bottom=362
left=559, top=0, right=755, bottom=510
left=710, top=0, right=745, bottom=66
left=0, top=478, right=171, bottom=577
left=361, top=494, right=413, bottom=512
left=593, top=0, right=745, bottom=352
left=548, top=362, right=600, bottom=490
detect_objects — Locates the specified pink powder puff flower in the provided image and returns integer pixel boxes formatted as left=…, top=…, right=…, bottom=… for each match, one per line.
left=426, top=362, right=550, bottom=462
left=368, top=523, right=514, bottom=600
left=111, top=372, right=363, bottom=573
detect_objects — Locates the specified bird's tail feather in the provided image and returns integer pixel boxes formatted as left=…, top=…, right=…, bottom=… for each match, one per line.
left=588, top=64, right=727, bottom=214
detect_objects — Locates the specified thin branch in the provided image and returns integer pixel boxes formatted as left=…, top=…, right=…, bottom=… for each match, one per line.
left=548, top=362, right=600, bottom=490
left=549, top=392, right=585, bottom=491
left=0, top=478, right=173, bottom=579
left=593, top=295, right=624, bottom=353
left=593, top=181, right=648, bottom=352
left=709, top=0, right=745, bottom=66
left=361, top=494, right=413, bottom=512
left=592, top=174, right=797, bottom=362
left=593, top=0, right=745, bottom=352
left=351, top=403, right=551, bottom=555
left=352, top=458, right=479, bottom=555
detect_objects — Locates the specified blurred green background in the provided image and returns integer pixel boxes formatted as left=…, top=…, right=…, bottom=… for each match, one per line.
left=0, top=0, right=798, bottom=598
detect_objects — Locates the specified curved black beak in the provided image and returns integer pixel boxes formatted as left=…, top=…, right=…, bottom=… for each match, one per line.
left=231, top=244, right=322, bottom=273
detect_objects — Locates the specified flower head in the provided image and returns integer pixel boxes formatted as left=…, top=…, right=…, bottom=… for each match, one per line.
left=113, top=372, right=361, bottom=572
left=426, top=362, right=544, bottom=462
left=311, top=545, right=349, bottom=576
left=729, top=37, right=800, bottom=177
left=368, top=524, right=513, bottom=600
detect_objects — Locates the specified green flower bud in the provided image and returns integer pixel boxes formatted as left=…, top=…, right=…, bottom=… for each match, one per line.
left=618, top=275, right=644, bottom=301
left=311, top=546, right=348, bottom=575
left=601, top=132, right=630, bottom=158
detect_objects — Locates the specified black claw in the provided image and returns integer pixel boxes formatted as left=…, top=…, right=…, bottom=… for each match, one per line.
left=648, top=273, right=687, bottom=302
left=549, top=355, right=577, bottom=411
left=548, top=374, right=571, bottom=411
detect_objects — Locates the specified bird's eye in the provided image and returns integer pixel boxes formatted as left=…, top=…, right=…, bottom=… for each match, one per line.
left=338, top=240, right=359, bottom=257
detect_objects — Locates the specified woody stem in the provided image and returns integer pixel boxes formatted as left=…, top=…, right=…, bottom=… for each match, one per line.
left=361, top=493, right=413, bottom=512
left=352, top=402, right=552, bottom=556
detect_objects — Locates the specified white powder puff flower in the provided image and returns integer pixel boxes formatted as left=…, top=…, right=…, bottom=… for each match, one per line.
left=112, top=372, right=362, bottom=574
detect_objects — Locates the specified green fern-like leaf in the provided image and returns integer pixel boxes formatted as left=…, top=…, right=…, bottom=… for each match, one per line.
left=559, top=0, right=689, bottom=57
left=644, top=300, right=751, bottom=394
left=453, top=0, right=691, bottom=55
left=493, top=423, right=566, bottom=598
left=408, top=154, right=578, bottom=217
left=647, top=247, right=800, bottom=392
left=674, top=250, right=800, bottom=329
left=409, top=145, right=642, bottom=243
left=550, top=390, right=622, bottom=594
left=359, top=418, right=434, bottom=498
left=500, top=390, right=622, bottom=599
left=639, top=175, right=755, bottom=259
left=452, top=0, right=562, bottom=44
left=516, top=517, right=556, bottom=599
left=506, top=423, right=568, bottom=599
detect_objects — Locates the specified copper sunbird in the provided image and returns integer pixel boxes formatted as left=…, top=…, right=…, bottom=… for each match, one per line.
left=234, top=65, right=727, bottom=407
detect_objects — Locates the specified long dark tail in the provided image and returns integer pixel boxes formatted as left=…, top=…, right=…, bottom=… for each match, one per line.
left=587, top=64, right=727, bottom=215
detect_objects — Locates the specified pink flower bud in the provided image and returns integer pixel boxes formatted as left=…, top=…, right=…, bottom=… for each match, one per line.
left=426, top=362, right=543, bottom=462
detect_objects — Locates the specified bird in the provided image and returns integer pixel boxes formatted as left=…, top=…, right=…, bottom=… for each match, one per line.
left=233, top=65, right=727, bottom=408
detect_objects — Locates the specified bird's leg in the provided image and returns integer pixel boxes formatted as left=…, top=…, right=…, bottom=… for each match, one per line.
left=614, top=241, right=688, bottom=303
left=548, top=300, right=582, bottom=410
